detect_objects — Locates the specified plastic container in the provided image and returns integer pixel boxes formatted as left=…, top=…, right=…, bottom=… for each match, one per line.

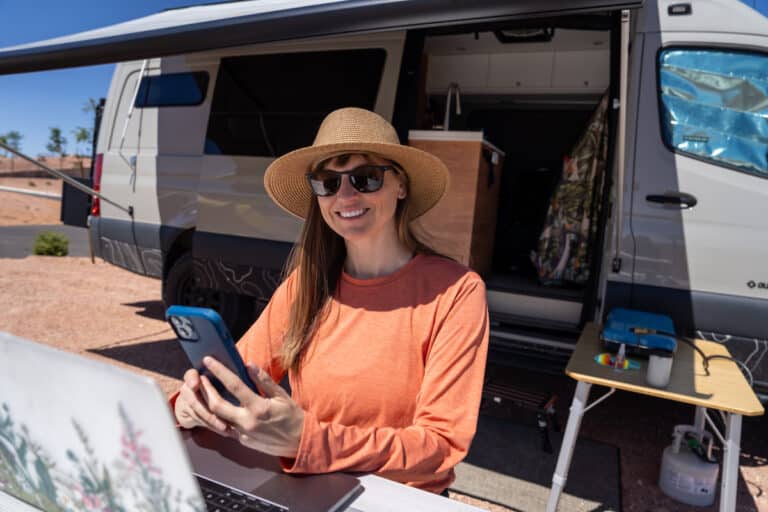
left=659, top=425, right=719, bottom=506
left=646, top=351, right=674, bottom=387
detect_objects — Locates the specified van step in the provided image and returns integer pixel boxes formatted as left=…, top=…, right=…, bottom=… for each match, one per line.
left=490, top=311, right=581, bottom=338
left=488, top=322, right=579, bottom=375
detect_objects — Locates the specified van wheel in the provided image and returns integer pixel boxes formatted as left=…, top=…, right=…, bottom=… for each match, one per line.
left=162, top=252, right=253, bottom=339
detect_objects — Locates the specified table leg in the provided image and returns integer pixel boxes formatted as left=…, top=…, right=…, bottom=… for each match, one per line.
left=719, top=413, right=742, bottom=512
left=546, top=381, right=592, bottom=512
left=694, top=406, right=706, bottom=433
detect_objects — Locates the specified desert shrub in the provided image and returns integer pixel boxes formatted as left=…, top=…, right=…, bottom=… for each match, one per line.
left=28, top=181, right=36, bottom=187
left=33, top=231, right=69, bottom=256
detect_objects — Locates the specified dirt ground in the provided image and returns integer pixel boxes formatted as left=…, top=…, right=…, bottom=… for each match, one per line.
left=0, top=155, right=91, bottom=174
left=0, top=181, right=765, bottom=512
left=0, top=177, right=63, bottom=225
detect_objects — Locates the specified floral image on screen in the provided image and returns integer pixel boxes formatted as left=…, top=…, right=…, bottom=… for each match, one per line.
left=0, top=402, right=203, bottom=512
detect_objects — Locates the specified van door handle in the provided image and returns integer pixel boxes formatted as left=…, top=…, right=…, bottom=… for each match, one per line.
left=645, top=192, right=697, bottom=209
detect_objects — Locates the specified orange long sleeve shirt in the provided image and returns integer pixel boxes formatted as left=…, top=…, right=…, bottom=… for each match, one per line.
left=236, top=254, right=489, bottom=493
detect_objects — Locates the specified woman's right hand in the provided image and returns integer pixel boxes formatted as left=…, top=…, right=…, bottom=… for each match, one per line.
left=174, top=368, right=231, bottom=435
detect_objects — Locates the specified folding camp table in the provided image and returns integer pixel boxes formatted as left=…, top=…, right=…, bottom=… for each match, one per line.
left=546, top=323, right=764, bottom=512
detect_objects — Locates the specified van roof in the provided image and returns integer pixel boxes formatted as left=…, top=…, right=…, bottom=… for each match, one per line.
left=0, top=0, right=641, bottom=75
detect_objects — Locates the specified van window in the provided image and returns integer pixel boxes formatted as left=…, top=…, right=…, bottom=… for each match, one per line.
left=135, top=72, right=209, bottom=107
left=658, top=48, right=768, bottom=178
left=205, top=49, right=386, bottom=157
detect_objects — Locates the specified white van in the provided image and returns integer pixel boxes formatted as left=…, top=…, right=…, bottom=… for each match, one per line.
left=3, top=0, right=766, bottom=396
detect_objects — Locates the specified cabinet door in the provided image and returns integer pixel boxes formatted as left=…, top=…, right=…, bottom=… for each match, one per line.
left=629, top=31, right=768, bottom=338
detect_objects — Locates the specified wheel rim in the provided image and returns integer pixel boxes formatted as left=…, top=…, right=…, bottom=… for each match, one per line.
left=178, top=273, right=222, bottom=310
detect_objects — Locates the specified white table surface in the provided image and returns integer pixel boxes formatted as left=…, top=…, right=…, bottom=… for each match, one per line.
left=346, top=474, right=485, bottom=512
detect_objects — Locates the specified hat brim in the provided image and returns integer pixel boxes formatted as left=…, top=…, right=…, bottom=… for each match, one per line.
left=264, top=142, right=450, bottom=220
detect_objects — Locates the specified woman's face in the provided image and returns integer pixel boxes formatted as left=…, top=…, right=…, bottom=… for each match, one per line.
left=315, top=153, right=406, bottom=244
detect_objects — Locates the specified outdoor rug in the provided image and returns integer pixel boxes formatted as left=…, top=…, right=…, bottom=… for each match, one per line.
left=451, top=414, right=621, bottom=512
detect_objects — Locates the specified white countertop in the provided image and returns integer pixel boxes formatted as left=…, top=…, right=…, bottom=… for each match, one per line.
left=408, top=130, right=505, bottom=156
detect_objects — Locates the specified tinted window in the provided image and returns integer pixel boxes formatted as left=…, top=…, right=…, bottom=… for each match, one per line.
left=135, top=72, right=209, bottom=107
left=205, top=49, right=386, bottom=157
left=658, top=48, right=768, bottom=178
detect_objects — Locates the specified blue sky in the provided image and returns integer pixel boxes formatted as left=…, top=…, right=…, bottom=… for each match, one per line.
left=1, top=0, right=767, bottom=158
left=0, top=1, right=196, bottom=158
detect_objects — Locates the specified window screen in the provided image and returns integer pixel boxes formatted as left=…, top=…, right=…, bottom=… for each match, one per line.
left=658, top=48, right=768, bottom=178
left=135, top=72, right=209, bottom=107
left=205, top=49, right=386, bottom=157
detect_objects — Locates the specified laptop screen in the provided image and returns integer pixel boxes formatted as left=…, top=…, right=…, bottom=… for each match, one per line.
left=0, top=331, right=204, bottom=511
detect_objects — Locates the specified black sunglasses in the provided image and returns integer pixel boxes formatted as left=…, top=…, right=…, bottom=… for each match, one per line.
left=305, top=164, right=398, bottom=197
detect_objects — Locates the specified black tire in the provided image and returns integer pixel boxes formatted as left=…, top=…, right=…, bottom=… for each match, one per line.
left=162, top=251, right=254, bottom=339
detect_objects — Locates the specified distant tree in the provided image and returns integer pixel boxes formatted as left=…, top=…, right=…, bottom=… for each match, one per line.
left=4, top=131, right=23, bottom=172
left=82, top=97, right=100, bottom=117
left=82, top=98, right=102, bottom=155
left=71, top=127, right=92, bottom=157
left=0, top=134, right=7, bottom=159
left=46, top=127, right=68, bottom=170
left=71, top=127, right=92, bottom=177
left=6, top=131, right=22, bottom=152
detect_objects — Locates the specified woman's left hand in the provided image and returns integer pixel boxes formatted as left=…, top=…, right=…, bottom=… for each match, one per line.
left=199, top=356, right=304, bottom=458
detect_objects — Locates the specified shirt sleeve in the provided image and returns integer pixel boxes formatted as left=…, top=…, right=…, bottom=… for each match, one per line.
left=281, top=274, right=489, bottom=486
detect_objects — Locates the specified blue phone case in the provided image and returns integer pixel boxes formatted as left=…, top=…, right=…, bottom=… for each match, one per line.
left=166, top=305, right=257, bottom=405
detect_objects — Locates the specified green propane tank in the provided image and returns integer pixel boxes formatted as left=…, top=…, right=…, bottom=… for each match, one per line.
left=658, top=425, right=719, bottom=507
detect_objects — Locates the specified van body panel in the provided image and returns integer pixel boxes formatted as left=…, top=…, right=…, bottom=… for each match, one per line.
left=192, top=231, right=290, bottom=301
left=637, top=0, right=768, bottom=35
left=93, top=217, right=145, bottom=275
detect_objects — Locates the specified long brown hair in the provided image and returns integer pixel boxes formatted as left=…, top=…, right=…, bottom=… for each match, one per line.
left=279, top=153, right=438, bottom=371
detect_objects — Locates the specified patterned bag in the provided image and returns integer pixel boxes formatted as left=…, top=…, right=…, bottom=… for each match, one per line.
left=531, top=93, right=609, bottom=286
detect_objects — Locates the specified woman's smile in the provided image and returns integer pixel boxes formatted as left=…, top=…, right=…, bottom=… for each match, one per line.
left=336, top=208, right=370, bottom=220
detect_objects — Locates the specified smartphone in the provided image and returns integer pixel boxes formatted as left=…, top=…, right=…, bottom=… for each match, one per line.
left=166, top=305, right=258, bottom=406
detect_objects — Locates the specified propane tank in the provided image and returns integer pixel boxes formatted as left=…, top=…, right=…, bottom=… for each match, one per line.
left=658, top=425, right=719, bottom=507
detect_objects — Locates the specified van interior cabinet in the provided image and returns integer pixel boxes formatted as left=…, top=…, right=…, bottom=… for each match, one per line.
left=408, top=131, right=504, bottom=276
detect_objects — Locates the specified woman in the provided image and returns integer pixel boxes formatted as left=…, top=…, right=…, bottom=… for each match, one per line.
left=173, top=107, right=489, bottom=494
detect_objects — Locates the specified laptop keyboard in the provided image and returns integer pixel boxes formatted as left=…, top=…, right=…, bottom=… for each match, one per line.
left=195, top=474, right=289, bottom=512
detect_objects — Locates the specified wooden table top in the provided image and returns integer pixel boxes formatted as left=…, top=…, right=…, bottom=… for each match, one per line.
left=567, top=323, right=765, bottom=416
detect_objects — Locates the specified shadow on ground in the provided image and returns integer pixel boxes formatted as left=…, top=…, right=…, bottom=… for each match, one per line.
left=89, top=337, right=189, bottom=380
left=123, top=300, right=166, bottom=321
left=452, top=406, right=621, bottom=511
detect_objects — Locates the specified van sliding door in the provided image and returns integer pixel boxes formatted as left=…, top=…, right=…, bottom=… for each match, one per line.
left=628, top=2, right=768, bottom=387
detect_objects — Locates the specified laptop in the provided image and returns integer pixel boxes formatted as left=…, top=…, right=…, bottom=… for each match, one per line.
left=0, top=331, right=361, bottom=512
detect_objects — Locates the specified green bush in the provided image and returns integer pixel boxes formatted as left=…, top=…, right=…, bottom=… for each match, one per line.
left=33, top=231, right=69, bottom=256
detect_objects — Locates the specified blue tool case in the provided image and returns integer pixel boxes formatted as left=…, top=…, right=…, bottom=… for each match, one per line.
left=601, top=308, right=677, bottom=356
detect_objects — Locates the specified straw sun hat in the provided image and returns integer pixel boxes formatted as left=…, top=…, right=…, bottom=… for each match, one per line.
left=264, top=107, right=449, bottom=220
